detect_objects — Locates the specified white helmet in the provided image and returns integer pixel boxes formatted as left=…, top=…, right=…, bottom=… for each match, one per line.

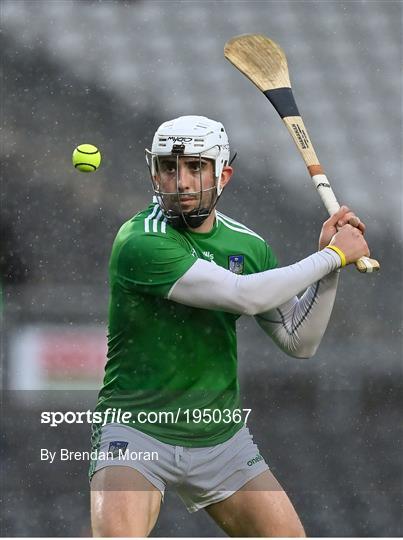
left=150, top=115, right=230, bottom=193
left=145, top=115, right=231, bottom=228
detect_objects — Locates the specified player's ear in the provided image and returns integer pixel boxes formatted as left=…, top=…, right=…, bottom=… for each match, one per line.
left=220, top=165, right=233, bottom=189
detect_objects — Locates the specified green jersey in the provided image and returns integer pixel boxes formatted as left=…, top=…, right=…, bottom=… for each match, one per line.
left=96, top=202, right=278, bottom=446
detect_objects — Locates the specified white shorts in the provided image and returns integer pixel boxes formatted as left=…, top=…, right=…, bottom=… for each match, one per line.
left=90, top=423, right=269, bottom=512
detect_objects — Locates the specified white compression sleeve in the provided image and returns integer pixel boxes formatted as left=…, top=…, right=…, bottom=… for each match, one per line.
left=255, top=270, right=340, bottom=358
left=167, top=248, right=341, bottom=316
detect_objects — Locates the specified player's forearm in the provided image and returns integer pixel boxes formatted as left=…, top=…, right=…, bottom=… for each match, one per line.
left=255, top=270, right=340, bottom=358
left=168, top=248, right=341, bottom=316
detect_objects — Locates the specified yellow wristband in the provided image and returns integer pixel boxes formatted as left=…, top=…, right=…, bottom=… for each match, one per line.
left=326, top=245, right=347, bottom=267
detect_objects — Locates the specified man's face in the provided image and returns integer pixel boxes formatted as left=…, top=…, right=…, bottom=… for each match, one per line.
left=155, top=156, right=216, bottom=214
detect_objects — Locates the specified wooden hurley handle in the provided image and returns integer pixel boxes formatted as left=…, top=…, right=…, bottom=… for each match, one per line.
left=282, top=116, right=380, bottom=274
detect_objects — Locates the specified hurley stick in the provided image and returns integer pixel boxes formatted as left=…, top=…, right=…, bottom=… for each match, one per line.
left=224, top=33, right=379, bottom=273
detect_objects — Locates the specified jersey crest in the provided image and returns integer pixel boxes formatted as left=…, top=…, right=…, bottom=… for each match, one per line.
left=228, top=255, right=244, bottom=274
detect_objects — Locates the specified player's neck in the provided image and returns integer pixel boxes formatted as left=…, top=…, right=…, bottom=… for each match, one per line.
left=187, top=211, right=216, bottom=234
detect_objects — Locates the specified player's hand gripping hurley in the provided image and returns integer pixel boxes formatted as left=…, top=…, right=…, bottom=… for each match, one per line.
left=224, top=34, right=379, bottom=273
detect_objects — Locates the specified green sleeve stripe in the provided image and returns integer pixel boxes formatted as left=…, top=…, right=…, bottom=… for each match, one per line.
left=152, top=209, right=164, bottom=233
left=143, top=206, right=168, bottom=234
left=144, top=204, right=160, bottom=233
left=217, top=214, right=265, bottom=242
left=217, top=211, right=266, bottom=242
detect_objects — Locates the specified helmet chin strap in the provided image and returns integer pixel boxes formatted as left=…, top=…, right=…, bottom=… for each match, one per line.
left=166, top=188, right=223, bottom=230
left=167, top=209, right=211, bottom=230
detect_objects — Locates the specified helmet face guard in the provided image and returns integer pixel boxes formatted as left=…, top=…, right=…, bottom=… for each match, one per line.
left=145, top=149, right=221, bottom=229
left=145, top=116, right=230, bottom=229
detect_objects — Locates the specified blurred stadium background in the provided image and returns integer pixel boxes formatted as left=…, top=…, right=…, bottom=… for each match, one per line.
left=1, top=0, right=402, bottom=536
